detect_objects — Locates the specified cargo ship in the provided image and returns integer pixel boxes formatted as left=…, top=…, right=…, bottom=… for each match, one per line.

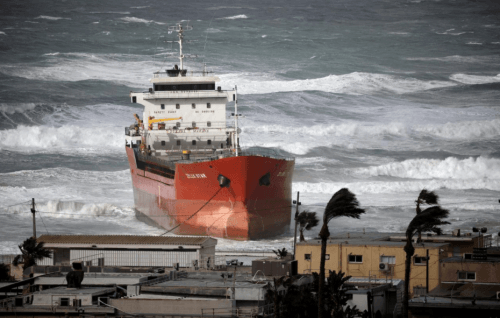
left=125, top=24, right=295, bottom=240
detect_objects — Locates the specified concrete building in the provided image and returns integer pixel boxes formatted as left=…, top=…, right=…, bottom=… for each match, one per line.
left=0, top=286, right=116, bottom=316
left=37, top=234, right=217, bottom=268
left=296, top=231, right=487, bottom=296
left=345, top=278, right=404, bottom=317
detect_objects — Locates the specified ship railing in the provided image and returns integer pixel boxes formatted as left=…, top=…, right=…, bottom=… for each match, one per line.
left=136, top=147, right=294, bottom=165
left=142, top=90, right=229, bottom=99
left=153, top=70, right=215, bottom=78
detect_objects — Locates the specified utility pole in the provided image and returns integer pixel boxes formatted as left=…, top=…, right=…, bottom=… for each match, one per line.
left=425, top=249, right=429, bottom=294
left=292, top=192, right=301, bottom=260
left=31, top=198, right=36, bottom=240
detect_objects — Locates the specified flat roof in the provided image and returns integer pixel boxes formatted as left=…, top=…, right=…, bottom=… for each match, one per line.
left=38, top=234, right=215, bottom=246
left=34, top=286, right=115, bottom=296
left=145, top=279, right=266, bottom=289
left=297, top=232, right=448, bottom=248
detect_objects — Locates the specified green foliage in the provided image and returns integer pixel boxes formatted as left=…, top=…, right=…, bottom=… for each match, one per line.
left=12, top=237, right=52, bottom=270
left=298, top=211, right=319, bottom=242
left=273, top=248, right=288, bottom=259
left=324, top=188, right=365, bottom=224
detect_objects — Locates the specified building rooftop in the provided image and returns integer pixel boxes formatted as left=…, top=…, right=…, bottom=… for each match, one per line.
left=38, top=234, right=215, bottom=246
left=34, top=286, right=115, bottom=296
left=441, top=256, right=500, bottom=263
left=297, top=232, right=448, bottom=248
left=428, top=282, right=500, bottom=299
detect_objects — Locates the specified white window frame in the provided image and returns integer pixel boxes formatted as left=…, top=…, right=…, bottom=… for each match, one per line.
left=458, top=271, right=476, bottom=281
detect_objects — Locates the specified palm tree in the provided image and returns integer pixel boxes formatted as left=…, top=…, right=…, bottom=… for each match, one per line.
left=403, top=191, right=449, bottom=318
left=273, top=248, right=288, bottom=260
left=318, top=188, right=365, bottom=318
left=325, top=270, right=360, bottom=318
left=12, top=237, right=52, bottom=270
left=415, top=189, right=439, bottom=242
left=298, top=211, right=319, bottom=242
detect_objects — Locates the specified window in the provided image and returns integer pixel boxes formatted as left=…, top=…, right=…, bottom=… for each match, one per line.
left=305, top=254, right=311, bottom=261
left=414, top=256, right=428, bottom=265
left=207, top=121, right=211, bottom=127
left=192, top=103, right=196, bottom=109
left=161, top=141, right=166, bottom=146
left=176, top=122, right=180, bottom=128
left=176, top=104, right=180, bottom=109
left=325, top=254, right=330, bottom=260
left=161, top=104, right=165, bottom=110
left=60, top=298, right=70, bottom=306
left=348, top=255, right=363, bottom=263
left=176, top=140, right=181, bottom=146
left=207, top=140, right=212, bottom=145
left=207, top=103, right=211, bottom=109
left=380, top=256, right=396, bottom=264
left=458, top=271, right=476, bottom=280
left=192, top=140, right=196, bottom=146
left=192, top=121, right=196, bottom=128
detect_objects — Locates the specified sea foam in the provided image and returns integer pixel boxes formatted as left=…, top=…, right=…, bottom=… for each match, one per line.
left=450, top=73, right=500, bottom=85
left=356, top=156, right=500, bottom=180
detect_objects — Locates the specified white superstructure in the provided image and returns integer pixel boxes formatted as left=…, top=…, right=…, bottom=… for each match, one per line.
left=126, top=24, right=238, bottom=159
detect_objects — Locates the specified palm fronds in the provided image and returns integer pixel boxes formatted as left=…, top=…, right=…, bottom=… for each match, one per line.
left=324, top=188, right=365, bottom=223
left=298, top=211, right=319, bottom=242
left=406, top=206, right=450, bottom=238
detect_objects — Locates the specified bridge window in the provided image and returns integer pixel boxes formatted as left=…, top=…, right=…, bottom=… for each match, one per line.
left=207, top=121, right=211, bottom=127
left=192, top=122, right=196, bottom=128
left=161, top=141, right=165, bottom=146
left=161, top=104, right=165, bottom=110
left=192, top=103, right=196, bottom=109
left=177, top=140, right=181, bottom=146
left=192, top=140, right=196, bottom=145
left=176, top=122, right=181, bottom=128
left=207, top=103, right=211, bottom=109
left=176, top=104, right=180, bottom=109
left=207, top=140, right=212, bottom=145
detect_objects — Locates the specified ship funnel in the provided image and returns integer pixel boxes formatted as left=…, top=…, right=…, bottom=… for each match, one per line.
left=218, top=174, right=231, bottom=188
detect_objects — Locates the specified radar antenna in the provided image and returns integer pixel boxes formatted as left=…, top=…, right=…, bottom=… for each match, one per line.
left=166, top=22, right=193, bottom=71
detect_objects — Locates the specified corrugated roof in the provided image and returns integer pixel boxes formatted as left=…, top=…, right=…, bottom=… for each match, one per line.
left=38, top=235, right=213, bottom=245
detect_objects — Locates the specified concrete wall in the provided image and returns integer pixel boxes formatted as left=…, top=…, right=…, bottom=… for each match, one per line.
left=33, top=294, right=92, bottom=306
left=440, top=260, right=500, bottom=283
left=109, top=298, right=235, bottom=315
left=296, top=243, right=448, bottom=295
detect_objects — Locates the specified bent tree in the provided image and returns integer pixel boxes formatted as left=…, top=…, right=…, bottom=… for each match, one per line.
left=318, top=188, right=365, bottom=318
left=403, top=190, right=449, bottom=318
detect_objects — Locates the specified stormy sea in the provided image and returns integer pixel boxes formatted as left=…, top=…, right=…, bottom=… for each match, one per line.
left=1, top=0, right=500, bottom=254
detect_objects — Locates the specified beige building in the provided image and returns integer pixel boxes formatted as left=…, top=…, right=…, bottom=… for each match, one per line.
left=296, top=231, right=486, bottom=296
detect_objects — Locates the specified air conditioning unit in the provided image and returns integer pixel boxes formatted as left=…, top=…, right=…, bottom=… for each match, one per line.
left=379, top=262, right=390, bottom=271
left=496, top=291, right=500, bottom=300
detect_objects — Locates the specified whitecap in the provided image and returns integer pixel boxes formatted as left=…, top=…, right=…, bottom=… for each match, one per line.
left=0, top=31, right=6, bottom=36
left=218, top=14, right=248, bottom=20
left=262, top=35, right=267, bottom=38
left=35, top=15, right=70, bottom=20
left=90, top=11, right=130, bottom=14
left=43, top=52, right=60, bottom=56
left=450, top=73, right=500, bottom=85
left=0, top=103, right=37, bottom=115
left=120, top=17, right=164, bottom=25
left=219, top=72, right=456, bottom=95
left=466, top=41, right=482, bottom=45
left=356, top=156, right=500, bottom=180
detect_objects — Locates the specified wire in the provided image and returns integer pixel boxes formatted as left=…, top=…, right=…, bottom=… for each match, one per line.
left=161, top=187, right=223, bottom=236
left=0, top=200, right=31, bottom=209
left=35, top=203, right=50, bottom=235
left=202, top=11, right=217, bottom=65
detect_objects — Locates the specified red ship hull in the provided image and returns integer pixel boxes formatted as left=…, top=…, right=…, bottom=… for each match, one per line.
left=126, top=147, right=295, bottom=240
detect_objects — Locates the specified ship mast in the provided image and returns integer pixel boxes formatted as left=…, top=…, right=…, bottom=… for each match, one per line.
left=234, top=86, right=239, bottom=157
left=177, top=25, right=184, bottom=70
